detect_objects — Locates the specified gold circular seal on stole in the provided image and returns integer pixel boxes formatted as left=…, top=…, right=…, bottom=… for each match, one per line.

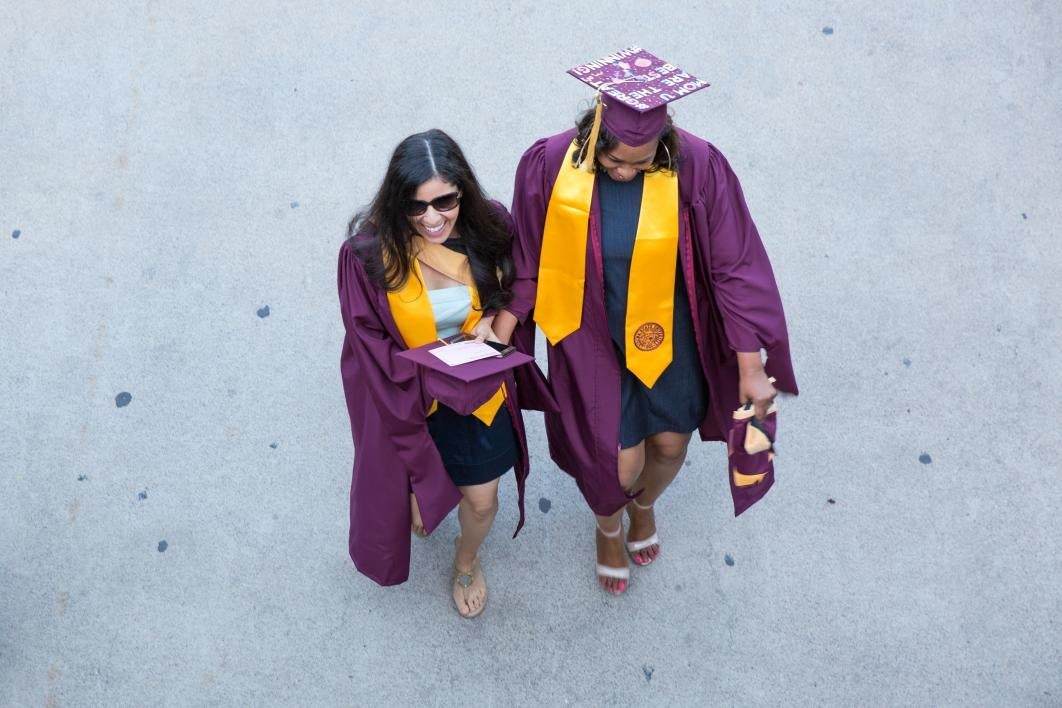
left=633, top=323, right=665, bottom=351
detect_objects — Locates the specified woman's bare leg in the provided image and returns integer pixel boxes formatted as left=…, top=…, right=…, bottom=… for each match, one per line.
left=452, top=478, right=500, bottom=616
left=409, top=493, right=426, bottom=537
left=625, top=431, right=693, bottom=564
left=594, top=443, right=645, bottom=593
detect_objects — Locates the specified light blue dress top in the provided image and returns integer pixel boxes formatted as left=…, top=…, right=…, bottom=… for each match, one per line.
left=428, top=285, right=472, bottom=338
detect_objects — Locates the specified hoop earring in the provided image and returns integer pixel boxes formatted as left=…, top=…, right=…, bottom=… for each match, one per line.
left=660, top=140, right=673, bottom=172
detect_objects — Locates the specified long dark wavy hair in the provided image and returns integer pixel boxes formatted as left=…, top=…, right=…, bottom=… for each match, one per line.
left=572, top=107, right=684, bottom=173
left=347, top=129, right=513, bottom=311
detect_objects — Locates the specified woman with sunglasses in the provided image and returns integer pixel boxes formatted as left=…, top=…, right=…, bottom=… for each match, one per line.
left=338, top=128, right=543, bottom=617
left=493, top=49, right=798, bottom=595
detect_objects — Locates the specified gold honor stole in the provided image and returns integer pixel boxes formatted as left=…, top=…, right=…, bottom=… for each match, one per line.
left=536, top=139, right=680, bottom=388
left=386, top=237, right=506, bottom=425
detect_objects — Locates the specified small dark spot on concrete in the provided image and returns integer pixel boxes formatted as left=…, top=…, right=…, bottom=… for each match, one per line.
left=674, top=584, right=682, bottom=592
left=272, top=513, right=279, bottom=520
left=827, top=497, right=836, bottom=504
left=724, top=553, right=735, bottom=566
left=269, top=442, right=278, bottom=450
left=257, top=305, right=271, bottom=318
left=996, top=325, right=1002, bottom=332
left=157, top=540, right=168, bottom=552
left=290, top=201, right=299, bottom=208
left=538, top=497, right=551, bottom=513
left=11, top=229, right=21, bottom=239
left=115, top=392, right=132, bottom=408
left=77, top=474, right=88, bottom=482
left=642, top=665, right=654, bottom=682
left=824, top=253, right=829, bottom=258
left=138, top=489, right=148, bottom=501
left=906, top=408, right=911, bottom=413
left=683, top=460, right=691, bottom=467
left=919, top=453, right=932, bottom=464
left=1021, top=213, right=1027, bottom=219
left=822, top=26, right=834, bottom=35
left=902, top=357, right=911, bottom=367
left=884, top=371, right=889, bottom=376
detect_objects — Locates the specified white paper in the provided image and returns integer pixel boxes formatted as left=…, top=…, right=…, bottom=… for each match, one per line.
left=428, top=340, right=500, bottom=367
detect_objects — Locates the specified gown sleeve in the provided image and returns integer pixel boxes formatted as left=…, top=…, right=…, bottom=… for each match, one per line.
left=691, top=148, right=798, bottom=394
left=337, top=241, right=462, bottom=535
left=506, top=138, right=551, bottom=324
left=505, top=140, right=561, bottom=412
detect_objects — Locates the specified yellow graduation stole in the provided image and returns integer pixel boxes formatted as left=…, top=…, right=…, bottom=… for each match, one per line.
left=387, top=237, right=506, bottom=425
left=536, top=139, right=679, bottom=388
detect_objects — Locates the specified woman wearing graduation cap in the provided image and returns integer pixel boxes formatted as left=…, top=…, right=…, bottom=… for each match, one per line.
left=494, top=48, right=798, bottom=595
left=338, top=129, right=543, bottom=617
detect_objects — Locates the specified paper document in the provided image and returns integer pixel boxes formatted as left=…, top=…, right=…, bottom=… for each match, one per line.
left=428, top=340, right=503, bottom=367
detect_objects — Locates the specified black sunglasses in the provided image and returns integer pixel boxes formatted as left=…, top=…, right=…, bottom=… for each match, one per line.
left=406, top=191, right=462, bottom=216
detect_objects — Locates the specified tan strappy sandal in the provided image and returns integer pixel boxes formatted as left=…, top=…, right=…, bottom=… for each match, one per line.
left=452, top=537, right=487, bottom=619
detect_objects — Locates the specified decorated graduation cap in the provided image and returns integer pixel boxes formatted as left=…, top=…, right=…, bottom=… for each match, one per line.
left=567, top=47, right=710, bottom=167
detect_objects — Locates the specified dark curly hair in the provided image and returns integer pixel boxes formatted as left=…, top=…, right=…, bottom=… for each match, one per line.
left=347, top=129, right=513, bottom=311
left=571, top=106, right=684, bottom=173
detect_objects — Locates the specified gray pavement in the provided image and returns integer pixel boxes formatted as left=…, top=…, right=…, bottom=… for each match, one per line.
left=2, top=2, right=1060, bottom=706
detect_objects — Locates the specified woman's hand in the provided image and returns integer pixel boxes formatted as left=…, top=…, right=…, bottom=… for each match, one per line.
left=470, top=316, right=501, bottom=343
left=490, top=309, right=518, bottom=345
left=736, top=352, right=776, bottom=420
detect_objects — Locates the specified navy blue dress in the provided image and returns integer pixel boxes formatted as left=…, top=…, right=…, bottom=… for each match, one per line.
left=597, top=171, right=709, bottom=448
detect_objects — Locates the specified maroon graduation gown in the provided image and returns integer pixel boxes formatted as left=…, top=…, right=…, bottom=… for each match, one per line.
left=508, top=127, right=798, bottom=517
left=337, top=235, right=532, bottom=586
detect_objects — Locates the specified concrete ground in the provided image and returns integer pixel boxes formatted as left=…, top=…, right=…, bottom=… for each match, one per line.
left=2, top=2, right=1059, bottom=706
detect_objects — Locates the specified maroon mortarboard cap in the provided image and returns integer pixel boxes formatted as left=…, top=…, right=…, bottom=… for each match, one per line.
left=396, top=340, right=534, bottom=384
left=728, top=401, right=778, bottom=516
left=567, top=47, right=709, bottom=148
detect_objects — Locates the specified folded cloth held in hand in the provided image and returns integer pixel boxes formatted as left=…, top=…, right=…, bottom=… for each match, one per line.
left=727, top=401, right=778, bottom=516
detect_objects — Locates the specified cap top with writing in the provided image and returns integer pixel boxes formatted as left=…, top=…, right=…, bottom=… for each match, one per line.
left=568, top=47, right=709, bottom=147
